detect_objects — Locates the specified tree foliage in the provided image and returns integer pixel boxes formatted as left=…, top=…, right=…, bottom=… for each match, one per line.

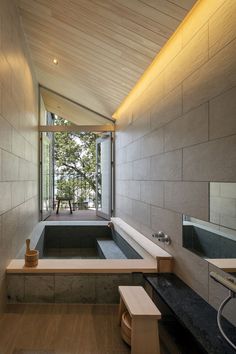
left=54, top=117, right=98, bottom=204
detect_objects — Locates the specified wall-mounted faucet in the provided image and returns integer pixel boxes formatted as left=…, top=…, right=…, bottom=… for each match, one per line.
left=108, top=221, right=114, bottom=230
left=152, top=231, right=171, bottom=245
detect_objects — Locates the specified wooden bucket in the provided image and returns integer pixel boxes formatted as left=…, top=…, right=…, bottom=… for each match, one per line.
left=24, top=239, right=39, bottom=267
left=121, top=311, right=132, bottom=346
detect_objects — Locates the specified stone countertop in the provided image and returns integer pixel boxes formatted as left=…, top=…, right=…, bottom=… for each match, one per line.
left=145, top=273, right=236, bottom=354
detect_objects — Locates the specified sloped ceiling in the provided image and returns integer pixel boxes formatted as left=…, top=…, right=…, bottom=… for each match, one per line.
left=19, top=0, right=196, bottom=118
left=40, top=87, right=114, bottom=125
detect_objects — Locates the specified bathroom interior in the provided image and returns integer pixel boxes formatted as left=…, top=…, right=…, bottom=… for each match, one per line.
left=0, top=0, right=236, bottom=353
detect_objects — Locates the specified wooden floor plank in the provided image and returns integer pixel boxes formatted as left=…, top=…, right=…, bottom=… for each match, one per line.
left=0, top=304, right=130, bottom=354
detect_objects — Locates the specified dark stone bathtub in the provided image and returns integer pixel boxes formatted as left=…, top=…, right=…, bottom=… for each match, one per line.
left=35, top=225, right=142, bottom=259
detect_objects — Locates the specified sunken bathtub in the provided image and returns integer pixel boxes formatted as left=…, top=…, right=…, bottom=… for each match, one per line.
left=6, top=218, right=172, bottom=303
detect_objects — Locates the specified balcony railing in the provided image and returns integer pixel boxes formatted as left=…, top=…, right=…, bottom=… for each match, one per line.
left=54, top=171, right=96, bottom=210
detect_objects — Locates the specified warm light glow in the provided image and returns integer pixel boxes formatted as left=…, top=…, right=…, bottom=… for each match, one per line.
left=53, top=58, right=58, bottom=65
left=113, top=0, right=222, bottom=119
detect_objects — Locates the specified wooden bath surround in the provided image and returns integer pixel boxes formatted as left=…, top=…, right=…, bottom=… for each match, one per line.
left=7, top=218, right=173, bottom=275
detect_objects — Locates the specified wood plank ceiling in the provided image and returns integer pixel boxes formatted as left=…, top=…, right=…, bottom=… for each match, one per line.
left=18, top=0, right=196, bottom=118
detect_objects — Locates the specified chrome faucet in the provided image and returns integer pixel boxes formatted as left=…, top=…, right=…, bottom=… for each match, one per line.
left=152, top=231, right=171, bottom=245
left=108, top=221, right=114, bottom=230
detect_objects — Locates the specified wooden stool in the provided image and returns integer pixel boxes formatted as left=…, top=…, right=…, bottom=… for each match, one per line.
left=118, top=286, right=161, bottom=354
left=56, top=197, right=73, bottom=214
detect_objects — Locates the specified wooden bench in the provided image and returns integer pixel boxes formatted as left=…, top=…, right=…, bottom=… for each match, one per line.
left=118, top=286, right=161, bottom=354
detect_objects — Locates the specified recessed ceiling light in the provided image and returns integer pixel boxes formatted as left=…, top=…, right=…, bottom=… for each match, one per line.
left=53, top=58, right=58, bottom=65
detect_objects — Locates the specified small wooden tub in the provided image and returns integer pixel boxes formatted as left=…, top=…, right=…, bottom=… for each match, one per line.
left=121, top=311, right=132, bottom=346
left=24, top=239, right=39, bottom=267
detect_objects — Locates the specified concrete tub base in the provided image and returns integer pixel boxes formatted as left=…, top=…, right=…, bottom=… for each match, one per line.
left=7, top=273, right=144, bottom=304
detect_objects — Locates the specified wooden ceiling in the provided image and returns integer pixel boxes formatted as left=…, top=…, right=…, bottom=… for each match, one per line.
left=18, top=0, right=196, bottom=117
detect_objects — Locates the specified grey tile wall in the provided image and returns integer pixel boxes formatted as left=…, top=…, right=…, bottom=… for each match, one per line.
left=209, top=87, right=236, bottom=140
left=183, top=135, right=236, bottom=182
left=164, top=103, right=208, bottom=152
left=140, top=181, right=164, bottom=207
left=115, top=1, right=236, bottom=325
left=164, top=182, right=209, bottom=220
left=132, top=200, right=150, bottom=227
left=164, top=25, right=209, bottom=94
left=183, top=38, right=236, bottom=113
left=150, top=150, right=182, bottom=181
left=0, top=0, right=39, bottom=311
left=140, top=128, right=164, bottom=158
left=150, top=85, right=182, bottom=130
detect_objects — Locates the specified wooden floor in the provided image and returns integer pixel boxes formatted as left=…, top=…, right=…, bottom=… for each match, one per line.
left=0, top=304, right=130, bottom=354
left=46, top=210, right=106, bottom=222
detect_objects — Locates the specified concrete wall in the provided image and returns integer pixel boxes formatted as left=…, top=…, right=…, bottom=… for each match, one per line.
left=0, top=0, right=39, bottom=310
left=115, top=0, right=236, bottom=323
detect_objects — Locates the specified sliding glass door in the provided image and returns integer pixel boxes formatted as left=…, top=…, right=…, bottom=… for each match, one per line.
left=40, top=132, right=53, bottom=220
left=96, top=133, right=112, bottom=219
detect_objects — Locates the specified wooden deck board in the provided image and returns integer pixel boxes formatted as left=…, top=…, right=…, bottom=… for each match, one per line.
left=46, top=210, right=105, bottom=222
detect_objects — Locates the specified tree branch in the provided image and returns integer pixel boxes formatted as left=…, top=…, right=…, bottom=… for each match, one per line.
left=60, top=162, right=96, bottom=191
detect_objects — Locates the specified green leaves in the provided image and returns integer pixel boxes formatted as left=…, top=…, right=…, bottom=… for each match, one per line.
left=54, top=117, right=99, bottom=203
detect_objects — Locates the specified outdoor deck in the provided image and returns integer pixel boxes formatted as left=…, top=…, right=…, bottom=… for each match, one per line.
left=46, top=209, right=106, bottom=221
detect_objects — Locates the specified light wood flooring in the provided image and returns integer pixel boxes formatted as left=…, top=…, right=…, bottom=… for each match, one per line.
left=0, top=304, right=130, bottom=354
